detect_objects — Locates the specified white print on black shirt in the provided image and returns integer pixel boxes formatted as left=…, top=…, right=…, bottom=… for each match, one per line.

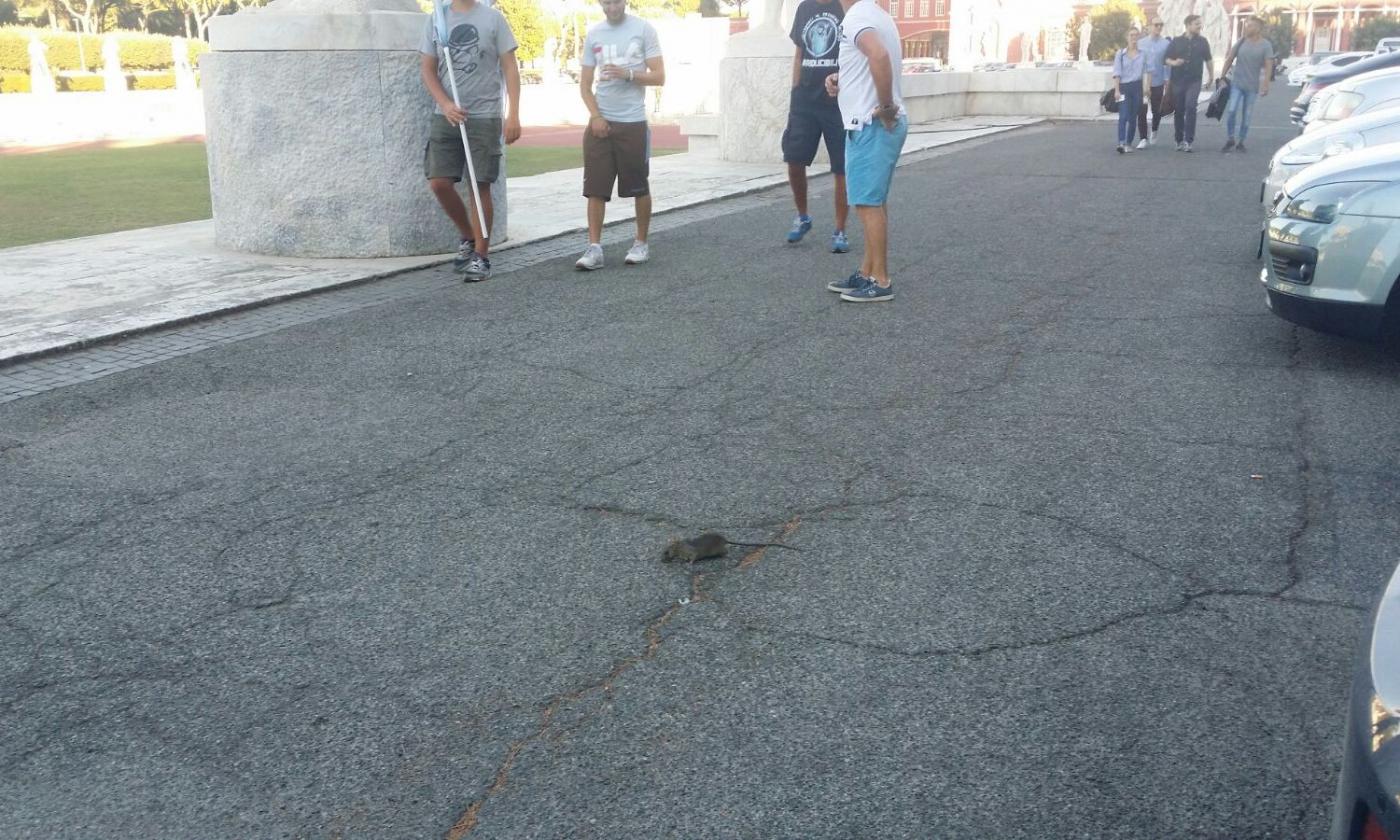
left=802, top=15, right=839, bottom=68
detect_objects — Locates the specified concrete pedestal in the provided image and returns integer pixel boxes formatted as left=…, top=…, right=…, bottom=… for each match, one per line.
left=203, top=0, right=505, bottom=258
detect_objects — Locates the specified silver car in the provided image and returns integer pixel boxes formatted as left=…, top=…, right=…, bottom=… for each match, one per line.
left=1304, top=67, right=1400, bottom=133
left=1261, top=144, right=1400, bottom=339
left=1330, top=560, right=1400, bottom=840
left=1263, top=106, right=1400, bottom=206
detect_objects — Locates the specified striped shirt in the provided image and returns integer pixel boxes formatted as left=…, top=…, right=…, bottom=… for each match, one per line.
left=1114, top=48, right=1147, bottom=84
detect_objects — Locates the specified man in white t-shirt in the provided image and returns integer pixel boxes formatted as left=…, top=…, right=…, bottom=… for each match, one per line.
left=822, top=0, right=907, bottom=303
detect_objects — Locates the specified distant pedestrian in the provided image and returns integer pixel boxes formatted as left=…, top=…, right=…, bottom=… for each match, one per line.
left=574, top=0, right=665, bottom=272
left=1218, top=16, right=1274, bottom=153
left=1136, top=18, right=1171, bottom=148
left=1164, top=14, right=1214, bottom=153
left=1113, top=27, right=1149, bottom=154
left=783, top=0, right=851, bottom=253
left=420, top=0, right=522, bottom=281
left=822, top=0, right=906, bottom=303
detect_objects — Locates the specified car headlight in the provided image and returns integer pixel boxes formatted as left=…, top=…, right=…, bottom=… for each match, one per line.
left=1321, top=132, right=1366, bottom=159
left=1281, top=181, right=1383, bottom=224
left=1279, top=141, right=1324, bottom=166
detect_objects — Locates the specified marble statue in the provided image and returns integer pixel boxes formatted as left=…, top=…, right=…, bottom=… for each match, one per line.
left=172, top=36, right=196, bottom=91
left=28, top=34, right=55, bottom=95
left=1156, top=0, right=1191, bottom=37
left=102, top=35, right=125, bottom=94
left=1020, top=30, right=1034, bottom=64
left=1200, top=0, right=1231, bottom=57
left=1078, top=17, right=1092, bottom=63
left=750, top=0, right=788, bottom=32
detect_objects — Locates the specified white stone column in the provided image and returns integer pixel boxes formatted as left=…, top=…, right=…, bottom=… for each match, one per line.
left=203, top=0, right=506, bottom=258
left=718, top=0, right=800, bottom=164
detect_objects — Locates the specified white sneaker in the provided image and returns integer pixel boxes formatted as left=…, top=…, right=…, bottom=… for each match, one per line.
left=1123, top=144, right=1134, bottom=153
left=575, top=243, right=604, bottom=271
left=624, top=241, right=649, bottom=265
left=1148, top=131, right=1157, bottom=145
left=1135, top=138, right=1149, bottom=150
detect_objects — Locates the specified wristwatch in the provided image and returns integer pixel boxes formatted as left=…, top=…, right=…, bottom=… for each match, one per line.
left=627, top=68, right=635, bottom=82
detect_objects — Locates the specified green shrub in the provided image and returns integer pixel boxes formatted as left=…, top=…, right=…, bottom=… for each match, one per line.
left=131, top=71, right=175, bottom=90
left=0, top=27, right=207, bottom=73
left=0, top=71, right=27, bottom=92
left=58, top=72, right=104, bottom=91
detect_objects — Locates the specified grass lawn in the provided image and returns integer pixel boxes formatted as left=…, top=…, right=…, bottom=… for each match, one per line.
left=0, top=141, right=685, bottom=249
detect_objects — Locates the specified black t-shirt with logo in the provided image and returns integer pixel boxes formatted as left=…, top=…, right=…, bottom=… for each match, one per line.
left=789, top=0, right=843, bottom=106
left=1165, top=34, right=1213, bottom=85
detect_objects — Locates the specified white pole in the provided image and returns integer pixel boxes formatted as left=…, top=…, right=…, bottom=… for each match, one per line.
left=433, top=2, right=489, bottom=243
left=439, top=46, right=490, bottom=243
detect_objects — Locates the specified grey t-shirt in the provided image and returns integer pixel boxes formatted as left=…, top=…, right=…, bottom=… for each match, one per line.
left=581, top=15, right=663, bottom=123
left=1229, top=37, right=1275, bottom=93
left=420, top=2, right=518, bottom=116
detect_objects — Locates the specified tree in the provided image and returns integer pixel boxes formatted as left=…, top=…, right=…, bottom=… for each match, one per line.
left=629, top=0, right=699, bottom=17
left=1258, top=12, right=1294, bottom=62
left=498, top=0, right=545, bottom=62
left=0, top=0, right=18, bottom=24
left=1067, top=0, right=1144, bottom=62
left=1354, top=14, right=1400, bottom=52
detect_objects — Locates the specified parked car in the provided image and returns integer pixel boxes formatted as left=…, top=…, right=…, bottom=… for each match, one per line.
left=1292, top=50, right=1400, bottom=124
left=1283, top=50, right=1337, bottom=77
left=1264, top=105, right=1400, bottom=205
left=1261, top=144, right=1400, bottom=339
left=1303, top=67, right=1400, bottom=132
left=1376, top=36, right=1400, bottom=54
left=1290, top=51, right=1367, bottom=87
left=1329, top=560, right=1400, bottom=840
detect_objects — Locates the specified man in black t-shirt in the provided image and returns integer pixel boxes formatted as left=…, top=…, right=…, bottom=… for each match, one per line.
left=1163, top=13, right=1214, bottom=152
left=782, top=0, right=850, bottom=253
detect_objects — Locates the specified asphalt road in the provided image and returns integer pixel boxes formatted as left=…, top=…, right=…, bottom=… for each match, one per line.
left=5, top=91, right=1399, bottom=839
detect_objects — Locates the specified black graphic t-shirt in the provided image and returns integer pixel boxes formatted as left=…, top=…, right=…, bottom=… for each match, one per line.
left=789, top=0, right=843, bottom=105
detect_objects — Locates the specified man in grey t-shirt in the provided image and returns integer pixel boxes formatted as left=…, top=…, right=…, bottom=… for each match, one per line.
left=1218, top=16, right=1274, bottom=153
left=574, top=0, right=665, bottom=272
left=420, top=0, right=521, bottom=280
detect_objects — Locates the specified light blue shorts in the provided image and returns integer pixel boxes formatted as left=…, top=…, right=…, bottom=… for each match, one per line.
left=845, top=116, right=908, bottom=207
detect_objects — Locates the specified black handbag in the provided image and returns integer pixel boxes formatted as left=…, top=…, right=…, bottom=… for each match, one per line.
left=1101, top=88, right=1120, bottom=113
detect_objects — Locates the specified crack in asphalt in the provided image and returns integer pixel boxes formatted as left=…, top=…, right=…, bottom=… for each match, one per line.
left=441, top=516, right=803, bottom=839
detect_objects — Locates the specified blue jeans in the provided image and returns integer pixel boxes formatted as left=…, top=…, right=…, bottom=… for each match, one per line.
left=1225, top=86, right=1259, bottom=141
left=1116, top=79, right=1142, bottom=145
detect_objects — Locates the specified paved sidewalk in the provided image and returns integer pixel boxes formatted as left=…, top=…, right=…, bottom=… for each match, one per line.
left=0, top=116, right=1039, bottom=364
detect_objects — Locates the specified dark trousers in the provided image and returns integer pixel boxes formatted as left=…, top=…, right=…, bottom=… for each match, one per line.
left=1137, top=84, right=1165, bottom=138
left=1173, top=80, right=1202, bottom=144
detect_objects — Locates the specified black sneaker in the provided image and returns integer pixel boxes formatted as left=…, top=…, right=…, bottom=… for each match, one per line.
left=462, top=253, right=491, bottom=282
left=1236, top=142, right=1247, bottom=153
left=1222, top=139, right=1236, bottom=152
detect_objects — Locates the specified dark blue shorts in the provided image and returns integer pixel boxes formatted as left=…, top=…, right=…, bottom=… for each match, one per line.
left=782, top=90, right=846, bottom=175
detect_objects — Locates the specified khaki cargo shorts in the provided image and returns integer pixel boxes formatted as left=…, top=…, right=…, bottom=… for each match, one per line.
left=424, top=115, right=502, bottom=184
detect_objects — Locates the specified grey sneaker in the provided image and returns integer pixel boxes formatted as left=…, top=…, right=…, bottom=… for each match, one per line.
left=624, top=241, right=649, bottom=265
left=575, top=244, right=604, bottom=271
left=1183, top=142, right=1194, bottom=153
left=1222, top=138, right=1236, bottom=152
left=452, top=238, right=475, bottom=273
left=462, top=252, right=490, bottom=281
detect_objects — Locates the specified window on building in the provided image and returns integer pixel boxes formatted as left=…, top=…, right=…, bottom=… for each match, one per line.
left=904, top=0, right=914, bottom=18
left=935, top=0, right=945, bottom=14
left=890, top=0, right=898, bottom=16
left=919, top=0, right=929, bottom=16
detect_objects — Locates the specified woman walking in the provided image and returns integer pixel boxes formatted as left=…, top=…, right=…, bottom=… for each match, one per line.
left=1113, top=27, right=1150, bottom=154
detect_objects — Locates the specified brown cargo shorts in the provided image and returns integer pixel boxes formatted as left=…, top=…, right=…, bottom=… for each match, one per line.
left=582, top=120, right=650, bottom=201
left=424, top=114, right=502, bottom=184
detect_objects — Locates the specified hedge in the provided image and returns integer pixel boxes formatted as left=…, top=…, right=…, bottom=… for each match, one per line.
left=0, top=71, right=26, bottom=92
left=0, top=27, right=207, bottom=73
left=131, top=71, right=177, bottom=90
left=57, top=72, right=103, bottom=91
